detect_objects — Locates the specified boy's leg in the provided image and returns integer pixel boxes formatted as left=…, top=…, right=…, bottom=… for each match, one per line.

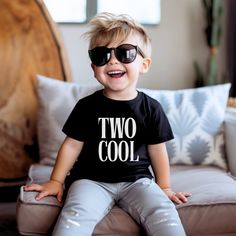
left=119, top=178, right=186, bottom=236
left=53, top=179, right=115, bottom=236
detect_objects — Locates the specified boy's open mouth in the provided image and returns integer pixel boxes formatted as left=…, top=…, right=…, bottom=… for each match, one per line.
left=107, top=71, right=126, bottom=78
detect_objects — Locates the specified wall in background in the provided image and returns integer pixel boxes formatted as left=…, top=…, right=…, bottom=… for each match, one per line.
left=59, top=0, right=227, bottom=89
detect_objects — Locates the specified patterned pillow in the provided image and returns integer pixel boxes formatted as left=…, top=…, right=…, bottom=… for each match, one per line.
left=140, top=83, right=231, bottom=169
left=36, top=75, right=230, bottom=169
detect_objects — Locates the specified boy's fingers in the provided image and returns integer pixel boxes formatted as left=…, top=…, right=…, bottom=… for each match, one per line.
left=185, top=192, right=192, bottom=197
left=24, top=184, right=43, bottom=191
left=35, top=190, right=50, bottom=201
left=171, top=195, right=183, bottom=204
left=57, top=191, right=63, bottom=203
left=174, top=192, right=192, bottom=204
left=178, top=194, right=188, bottom=203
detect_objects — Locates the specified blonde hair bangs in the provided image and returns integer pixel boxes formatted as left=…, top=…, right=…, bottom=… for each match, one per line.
left=84, top=12, right=152, bottom=57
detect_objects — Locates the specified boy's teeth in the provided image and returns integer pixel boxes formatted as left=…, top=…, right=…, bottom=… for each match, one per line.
left=108, top=71, right=123, bottom=75
left=107, top=71, right=125, bottom=78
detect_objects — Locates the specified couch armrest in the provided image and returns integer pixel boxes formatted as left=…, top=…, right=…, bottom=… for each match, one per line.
left=225, top=107, right=236, bottom=177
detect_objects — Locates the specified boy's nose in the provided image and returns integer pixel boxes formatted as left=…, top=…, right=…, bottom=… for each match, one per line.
left=108, top=50, right=119, bottom=65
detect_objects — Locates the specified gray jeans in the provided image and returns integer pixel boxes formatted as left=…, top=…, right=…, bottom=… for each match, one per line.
left=53, top=178, right=186, bottom=236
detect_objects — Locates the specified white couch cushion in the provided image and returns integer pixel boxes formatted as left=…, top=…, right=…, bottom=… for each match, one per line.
left=36, top=74, right=101, bottom=166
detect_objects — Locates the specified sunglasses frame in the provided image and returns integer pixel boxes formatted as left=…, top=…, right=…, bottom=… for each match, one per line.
left=88, top=43, right=145, bottom=66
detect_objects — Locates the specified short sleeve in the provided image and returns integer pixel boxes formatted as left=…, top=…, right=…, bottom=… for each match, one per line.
left=146, top=102, right=174, bottom=144
left=62, top=100, right=88, bottom=141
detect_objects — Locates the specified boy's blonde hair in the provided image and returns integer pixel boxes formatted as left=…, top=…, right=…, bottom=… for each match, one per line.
left=84, top=12, right=152, bottom=57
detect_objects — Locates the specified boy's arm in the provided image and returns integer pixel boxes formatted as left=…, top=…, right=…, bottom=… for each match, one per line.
left=50, top=136, right=83, bottom=184
left=148, top=143, right=191, bottom=204
left=24, top=136, right=83, bottom=202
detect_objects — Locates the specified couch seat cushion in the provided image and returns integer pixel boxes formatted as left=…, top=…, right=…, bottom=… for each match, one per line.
left=171, top=165, right=236, bottom=236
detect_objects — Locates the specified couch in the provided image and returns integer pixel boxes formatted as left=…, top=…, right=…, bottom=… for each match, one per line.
left=15, top=76, right=236, bottom=236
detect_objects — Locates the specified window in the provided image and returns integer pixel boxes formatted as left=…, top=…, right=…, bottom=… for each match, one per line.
left=43, top=0, right=87, bottom=23
left=97, top=0, right=160, bottom=25
left=43, top=0, right=161, bottom=25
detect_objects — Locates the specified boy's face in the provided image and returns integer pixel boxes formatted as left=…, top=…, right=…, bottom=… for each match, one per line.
left=91, top=34, right=151, bottom=99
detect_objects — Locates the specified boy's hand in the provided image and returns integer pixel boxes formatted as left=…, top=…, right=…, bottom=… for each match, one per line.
left=24, top=180, right=64, bottom=203
left=162, top=188, right=192, bottom=205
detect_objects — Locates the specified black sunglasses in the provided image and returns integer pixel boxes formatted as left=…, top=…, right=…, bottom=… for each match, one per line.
left=88, top=44, right=145, bottom=66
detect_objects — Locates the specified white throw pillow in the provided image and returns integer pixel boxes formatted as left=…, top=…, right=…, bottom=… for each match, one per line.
left=36, top=75, right=230, bottom=169
left=36, top=75, right=102, bottom=165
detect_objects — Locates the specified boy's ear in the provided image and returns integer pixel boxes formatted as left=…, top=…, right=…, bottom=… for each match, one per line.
left=140, top=57, right=152, bottom=74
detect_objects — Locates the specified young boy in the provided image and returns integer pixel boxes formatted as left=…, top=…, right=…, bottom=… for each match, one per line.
left=25, top=12, right=191, bottom=236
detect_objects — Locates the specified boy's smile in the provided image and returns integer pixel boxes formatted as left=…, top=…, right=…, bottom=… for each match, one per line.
left=107, top=70, right=126, bottom=79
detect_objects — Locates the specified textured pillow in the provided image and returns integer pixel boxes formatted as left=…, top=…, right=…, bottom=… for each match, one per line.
left=36, top=75, right=230, bottom=169
left=36, top=75, right=102, bottom=165
left=140, top=83, right=231, bottom=169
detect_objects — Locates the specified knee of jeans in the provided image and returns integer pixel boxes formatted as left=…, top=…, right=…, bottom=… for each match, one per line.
left=61, top=209, right=81, bottom=229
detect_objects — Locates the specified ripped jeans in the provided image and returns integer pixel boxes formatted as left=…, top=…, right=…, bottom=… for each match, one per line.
left=52, top=178, right=186, bottom=236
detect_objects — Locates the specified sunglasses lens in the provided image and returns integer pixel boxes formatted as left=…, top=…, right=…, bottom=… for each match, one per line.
left=89, top=44, right=139, bottom=66
left=116, top=44, right=137, bottom=63
left=89, top=47, right=110, bottom=66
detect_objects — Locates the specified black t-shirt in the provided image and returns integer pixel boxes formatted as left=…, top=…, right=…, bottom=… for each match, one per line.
left=63, top=89, right=174, bottom=187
